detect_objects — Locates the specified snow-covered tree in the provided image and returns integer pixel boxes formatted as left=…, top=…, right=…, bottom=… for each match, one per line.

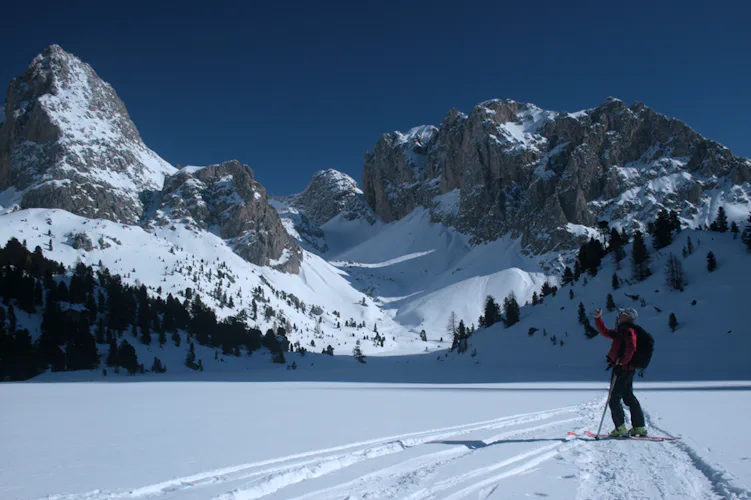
left=353, top=340, right=366, bottom=363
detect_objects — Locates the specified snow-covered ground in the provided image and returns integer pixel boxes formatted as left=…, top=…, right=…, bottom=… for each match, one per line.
left=2, top=380, right=749, bottom=500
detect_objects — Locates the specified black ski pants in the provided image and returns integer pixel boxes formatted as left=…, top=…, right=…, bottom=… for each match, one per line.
left=609, top=369, right=645, bottom=428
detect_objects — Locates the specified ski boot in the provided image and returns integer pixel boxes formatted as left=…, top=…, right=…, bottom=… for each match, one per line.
left=629, top=426, right=648, bottom=437
left=609, top=425, right=628, bottom=437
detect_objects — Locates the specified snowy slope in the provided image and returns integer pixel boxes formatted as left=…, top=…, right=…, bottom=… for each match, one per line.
left=0, top=208, right=423, bottom=361
left=323, top=208, right=550, bottom=337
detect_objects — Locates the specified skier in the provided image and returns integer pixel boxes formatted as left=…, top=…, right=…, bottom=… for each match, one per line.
left=593, top=307, right=647, bottom=437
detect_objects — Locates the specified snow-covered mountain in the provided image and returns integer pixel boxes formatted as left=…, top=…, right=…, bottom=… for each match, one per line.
left=0, top=45, right=175, bottom=223
left=0, top=46, right=302, bottom=273
left=272, top=169, right=375, bottom=253
left=363, top=98, right=751, bottom=255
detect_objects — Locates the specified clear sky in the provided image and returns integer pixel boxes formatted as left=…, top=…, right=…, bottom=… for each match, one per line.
left=2, top=0, right=749, bottom=194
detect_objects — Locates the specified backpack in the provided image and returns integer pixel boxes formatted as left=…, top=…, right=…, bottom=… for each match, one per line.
left=629, top=324, right=654, bottom=370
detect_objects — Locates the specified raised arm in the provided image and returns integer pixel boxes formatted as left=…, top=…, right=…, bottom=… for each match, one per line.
left=594, top=315, right=617, bottom=340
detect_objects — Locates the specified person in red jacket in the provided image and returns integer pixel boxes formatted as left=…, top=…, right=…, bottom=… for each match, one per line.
left=594, top=307, right=647, bottom=437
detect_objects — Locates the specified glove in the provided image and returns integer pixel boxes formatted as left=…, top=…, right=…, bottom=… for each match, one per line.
left=593, top=308, right=603, bottom=319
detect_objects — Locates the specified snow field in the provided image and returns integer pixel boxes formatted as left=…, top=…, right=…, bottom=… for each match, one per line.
left=2, top=382, right=749, bottom=499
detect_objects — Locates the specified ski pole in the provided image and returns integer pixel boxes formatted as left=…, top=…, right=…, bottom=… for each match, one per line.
left=595, top=366, right=618, bottom=440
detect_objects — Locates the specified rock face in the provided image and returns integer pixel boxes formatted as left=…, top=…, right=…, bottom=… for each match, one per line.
left=152, top=161, right=303, bottom=273
left=281, top=169, right=375, bottom=226
left=1, top=46, right=303, bottom=273
left=0, top=45, right=175, bottom=223
left=272, top=169, right=375, bottom=253
left=363, top=98, right=751, bottom=253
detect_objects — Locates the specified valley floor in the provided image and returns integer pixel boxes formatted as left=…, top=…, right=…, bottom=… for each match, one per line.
left=2, top=380, right=750, bottom=500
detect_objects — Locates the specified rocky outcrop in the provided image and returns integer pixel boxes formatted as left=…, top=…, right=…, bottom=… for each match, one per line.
left=154, top=161, right=302, bottom=273
left=363, top=98, right=751, bottom=253
left=0, top=45, right=175, bottom=223
left=279, top=169, right=375, bottom=226
left=272, top=169, right=375, bottom=253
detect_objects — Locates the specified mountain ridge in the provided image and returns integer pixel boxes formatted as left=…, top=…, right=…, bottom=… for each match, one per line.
left=362, top=97, right=751, bottom=256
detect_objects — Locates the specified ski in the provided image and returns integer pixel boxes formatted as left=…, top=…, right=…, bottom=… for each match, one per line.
left=567, top=431, right=680, bottom=442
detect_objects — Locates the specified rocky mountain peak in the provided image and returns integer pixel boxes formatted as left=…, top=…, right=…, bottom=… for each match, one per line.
left=310, top=169, right=362, bottom=196
left=0, top=44, right=175, bottom=223
left=278, top=168, right=374, bottom=227
left=153, top=160, right=302, bottom=273
left=363, top=97, right=751, bottom=255
left=1, top=47, right=303, bottom=273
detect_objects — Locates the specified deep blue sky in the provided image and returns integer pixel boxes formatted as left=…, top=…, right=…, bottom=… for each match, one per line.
left=2, top=1, right=749, bottom=194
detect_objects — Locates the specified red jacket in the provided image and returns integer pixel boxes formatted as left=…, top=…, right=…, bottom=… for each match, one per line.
left=594, top=316, right=637, bottom=371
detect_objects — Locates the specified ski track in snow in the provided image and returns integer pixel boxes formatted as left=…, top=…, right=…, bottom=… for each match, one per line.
left=36, top=396, right=750, bottom=500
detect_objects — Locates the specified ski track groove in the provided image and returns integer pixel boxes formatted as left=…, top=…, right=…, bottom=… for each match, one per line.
left=645, top=414, right=751, bottom=500
left=574, top=406, right=749, bottom=500
left=211, top=410, right=585, bottom=500
left=38, top=398, right=750, bottom=500
left=37, top=405, right=581, bottom=500
left=286, top=416, right=584, bottom=500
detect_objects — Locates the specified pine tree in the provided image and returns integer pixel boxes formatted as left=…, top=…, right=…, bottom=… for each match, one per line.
left=664, top=253, right=687, bottom=290
left=669, top=210, right=681, bottom=232
left=151, top=357, right=165, bottom=373
left=631, top=230, right=651, bottom=281
left=185, top=342, right=198, bottom=370
left=652, top=210, right=673, bottom=249
left=562, top=267, right=574, bottom=285
left=731, top=221, right=740, bottom=239
left=353, top=340, right=366, bottom=363
left=172, top=330, right=181, bottom=347
left=456, top=320, right=468, bottom=353
left=609, top=227, right=623, bottom=250
left=577, top=238, right=606, bottom=276
left=578, top=302, right=587, bottom=325
left=612, top=272, right=620, bottom=290
left=606, top=293, right=616, bottom=312
left=531, top=291, right=538, bottom=306
left=419, top=330, right=427, bottom=342
left=669, top=313, right=678, bottom=332
left=707, top=251, right=717, bottom=272
left=503, top=293, right=520, bottom=327
left=158, top=329, right=166, bottom=348
left=686, top=235, right=694, bottom=255
left=714, top=207, right=729, bottom=233
left=573, top=261, right=582, bottom=281
left=483, top=297, right=501, bottom=327
left=569, top=289, right=574, bottom=300
left=117, top=340, right=139, bottom=375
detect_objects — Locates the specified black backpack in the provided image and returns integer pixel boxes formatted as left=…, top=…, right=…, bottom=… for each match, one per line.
left=629, top=324, right=654, bottom=371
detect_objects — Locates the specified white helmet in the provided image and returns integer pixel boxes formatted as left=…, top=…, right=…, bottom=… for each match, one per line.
left=618, top=307, right=638, bottom=321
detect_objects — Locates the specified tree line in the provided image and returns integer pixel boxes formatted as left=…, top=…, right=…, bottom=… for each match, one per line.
left=0, top=238, right=287, bottom=381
